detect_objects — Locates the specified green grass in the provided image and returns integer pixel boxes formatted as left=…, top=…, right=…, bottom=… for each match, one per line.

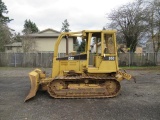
left=120, top=66, right=160, bottom=70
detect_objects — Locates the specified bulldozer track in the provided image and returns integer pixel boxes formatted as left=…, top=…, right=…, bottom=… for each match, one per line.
left=47, top=76, right=121, bottom=98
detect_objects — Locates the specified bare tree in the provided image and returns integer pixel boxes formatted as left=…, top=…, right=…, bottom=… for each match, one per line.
left=21, top=19, right=39, bottom=53
left=146, top=0, right=160, bottom=52
left=143, top=0, right=160, bottom=64
left=156, top=0, right=160, bottom=53
left=22, top=35, right=36, bottom=53
left=107, top=0, right=146, bottom=52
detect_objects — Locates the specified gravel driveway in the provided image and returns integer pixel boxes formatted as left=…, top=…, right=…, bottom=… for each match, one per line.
left=0, top=68, right=160, bottom=120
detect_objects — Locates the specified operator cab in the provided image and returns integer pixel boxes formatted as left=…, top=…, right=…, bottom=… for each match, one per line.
left=55, top=30, right=118, bottom=76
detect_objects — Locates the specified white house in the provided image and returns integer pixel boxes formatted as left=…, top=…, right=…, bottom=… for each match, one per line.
left=24, top=28, right=76, bottom=53
left=146, top=33, right=160, bottom=53
left=4, top=28, right=76, bottom=53
left=4, top=42, right=23, bottom=53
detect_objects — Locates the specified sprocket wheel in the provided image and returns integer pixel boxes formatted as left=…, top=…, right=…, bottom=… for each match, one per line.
left=47, top=80, right=66, bottom=97
left=105, top=80, right=120, bottom=96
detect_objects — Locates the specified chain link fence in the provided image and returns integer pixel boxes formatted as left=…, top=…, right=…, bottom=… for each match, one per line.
left=118, top=53, right=160, bottom=66
left=0, top=52, right=53, bottom=67
left=0, top=52, right=160, bottom=67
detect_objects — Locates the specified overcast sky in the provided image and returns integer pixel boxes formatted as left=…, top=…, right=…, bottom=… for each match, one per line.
left=4, top=0, right=134, bottom=33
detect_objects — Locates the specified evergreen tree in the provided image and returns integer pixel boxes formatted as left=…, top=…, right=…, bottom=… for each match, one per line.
left=61, top=19, right=71, bottom=32
left=13, top=32, right=22, bottom=42
left=22, top=19, right=39, bottom=34
left=0, top=0, right=13, bottom=51
left=0, top=0, right=13, bottom=24
left=0, top=23, right=12, bottom=51
left=77, top=40, right=86, bottom=52
left=73, top=39, right=79, bottom=51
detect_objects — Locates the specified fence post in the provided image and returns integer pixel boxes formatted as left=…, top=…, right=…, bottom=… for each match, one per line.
left=14, top=53, right=17, bottom=67
left=24, top=53, right=25, bottom=67
left=41, top=52, right=42, bottom=67
left=129, top=52, right=130, bottom=67
left=141, top=53, right=143, bottom=66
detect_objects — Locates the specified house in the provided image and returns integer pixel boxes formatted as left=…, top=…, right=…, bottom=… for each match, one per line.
left=4, top=42, right=23, bottom=53
left=146, top=33, right=160, bottom=53
left=90, top=42, right=101, bottom=53
left=23, top=28, right=76, bottom=53
left=135, top=44, right=143, bottom=53
left=4, top=28, right=76, bottom=53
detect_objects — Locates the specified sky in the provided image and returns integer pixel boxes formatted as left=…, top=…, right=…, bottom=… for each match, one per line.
left=4, top=0, right=134, bottom=33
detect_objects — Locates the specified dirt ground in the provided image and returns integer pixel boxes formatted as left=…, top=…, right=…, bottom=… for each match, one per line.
left=0, top=67, right=160, bottom=120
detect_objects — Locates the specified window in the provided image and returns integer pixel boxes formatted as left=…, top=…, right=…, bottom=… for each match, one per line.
left=7, top=47, right=12, bottom=50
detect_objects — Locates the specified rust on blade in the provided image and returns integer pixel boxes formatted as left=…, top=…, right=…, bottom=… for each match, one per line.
left=24, top=71, right=39, bottom=102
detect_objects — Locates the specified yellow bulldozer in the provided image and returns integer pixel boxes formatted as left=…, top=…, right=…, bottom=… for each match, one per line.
left=25, top=30, right=134, bottom=102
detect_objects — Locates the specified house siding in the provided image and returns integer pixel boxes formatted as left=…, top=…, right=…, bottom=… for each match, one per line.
left=4, top=29, right=74, bottom=53
left=5, top=46, right=23, bottom=53
left=34, top=37, right=73, bottom=53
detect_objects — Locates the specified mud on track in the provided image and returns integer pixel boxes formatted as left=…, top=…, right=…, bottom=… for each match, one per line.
left=0, top=68, right=160, bottom=120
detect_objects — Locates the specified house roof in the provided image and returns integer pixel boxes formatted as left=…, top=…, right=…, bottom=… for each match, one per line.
left=4, top=42, right=22, bottom=47
left=24, top=28, right=77, bottom=39
left=38, top=28, right=60, bottom=34
left=25, top=28, right=61, bottom=38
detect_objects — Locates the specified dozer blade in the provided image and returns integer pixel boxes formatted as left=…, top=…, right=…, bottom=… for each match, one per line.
left=24, top=70, right=40, bottom=102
